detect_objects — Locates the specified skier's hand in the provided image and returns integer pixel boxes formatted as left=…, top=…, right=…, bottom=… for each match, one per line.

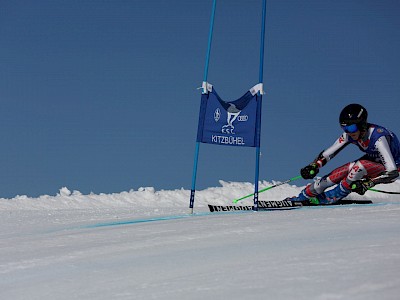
left=300, top=163, right=319, bottom=179
left=351, top=178, right=374, bottom=195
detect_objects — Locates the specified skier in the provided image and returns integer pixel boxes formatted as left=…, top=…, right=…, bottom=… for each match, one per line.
left=290, top=103, right=400, bottom=205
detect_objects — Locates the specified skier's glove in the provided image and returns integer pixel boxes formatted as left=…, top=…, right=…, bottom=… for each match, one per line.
left=351, top=178, right=375, bottom=195
left=300, top=163, right=319, bottom=179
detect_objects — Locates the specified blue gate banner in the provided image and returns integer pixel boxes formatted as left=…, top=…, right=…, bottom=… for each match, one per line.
left=196, top=83, right=262, bottom=147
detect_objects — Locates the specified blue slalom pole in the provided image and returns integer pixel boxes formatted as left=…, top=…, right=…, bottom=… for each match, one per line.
left=203, top=0, right=217, bottom=86
left=190, top=0, right=217, bottom=213
left=259, top=0, right=267, bottom=84
left=253, top=0, right=267, bottom=211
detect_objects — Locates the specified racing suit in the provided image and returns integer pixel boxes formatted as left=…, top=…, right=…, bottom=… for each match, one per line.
left=303, top=123, right=400, bottom=203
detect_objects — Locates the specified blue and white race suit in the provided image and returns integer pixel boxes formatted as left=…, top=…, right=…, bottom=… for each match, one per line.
left=305, top=123, right=400, bottom=197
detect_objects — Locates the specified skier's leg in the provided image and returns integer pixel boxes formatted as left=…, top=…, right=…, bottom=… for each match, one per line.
left=292, top=162, right=352, bottom=203
left=324, top=159, right=385, bottom=203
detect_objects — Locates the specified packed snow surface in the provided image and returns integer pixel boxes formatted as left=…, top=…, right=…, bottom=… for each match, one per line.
left=1, top=180, right=400, bottom=299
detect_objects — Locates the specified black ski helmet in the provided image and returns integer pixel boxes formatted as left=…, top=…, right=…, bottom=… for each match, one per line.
left=339, top=103, right=368, bottom=132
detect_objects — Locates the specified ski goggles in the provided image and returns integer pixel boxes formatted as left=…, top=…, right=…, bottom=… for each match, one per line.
left=341, top=123, right=359, bottom=133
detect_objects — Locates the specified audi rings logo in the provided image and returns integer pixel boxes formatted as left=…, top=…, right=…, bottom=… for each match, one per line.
left=214, top=108, right=221, bottom=122
left=238, top=115, right=248, bottom=122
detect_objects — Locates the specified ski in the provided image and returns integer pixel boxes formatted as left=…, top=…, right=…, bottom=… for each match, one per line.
left=208, top=200, right=298, bottom=212
left=208, top=199, right=373, bottom=212
left=297, top=198, right=373, bottom=206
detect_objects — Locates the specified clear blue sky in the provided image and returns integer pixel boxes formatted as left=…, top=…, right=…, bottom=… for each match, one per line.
left=1, top=0, right=399, bottom=198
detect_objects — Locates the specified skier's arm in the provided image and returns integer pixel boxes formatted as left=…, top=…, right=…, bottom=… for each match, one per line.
left=371, top=136, right=399, bottom=185
left=314, top=133, right=350, bottom=168
left=301, top=134, right=349, bottom=179
left=352, top=136, right=399, bottom=195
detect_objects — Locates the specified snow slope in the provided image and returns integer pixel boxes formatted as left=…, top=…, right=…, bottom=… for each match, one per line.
left=1, top=180, right=400, bottom=300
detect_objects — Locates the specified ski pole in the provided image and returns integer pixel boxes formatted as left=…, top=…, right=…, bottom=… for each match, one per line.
left=368, top=188, right=400, bottom=195
left=233, top=175, right=303, bottom=203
